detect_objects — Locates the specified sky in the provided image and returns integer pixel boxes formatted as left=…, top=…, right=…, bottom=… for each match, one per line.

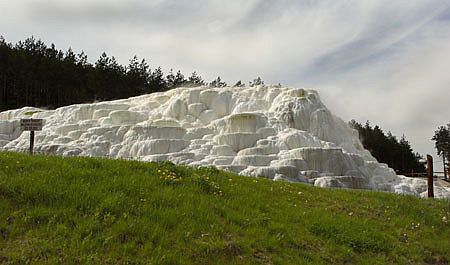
left=1, top=0, right=450, bottom=167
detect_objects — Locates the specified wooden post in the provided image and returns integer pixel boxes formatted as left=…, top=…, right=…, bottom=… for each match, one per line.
left=444, top=155, right=448, bottom=180
left=426, top=155, right=434, bottom=198
left=21, top=119, right=43, bottom=155
left=29, top=131, right=35, bottom=155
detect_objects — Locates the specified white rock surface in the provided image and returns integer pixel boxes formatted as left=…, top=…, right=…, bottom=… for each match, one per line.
left=1, top=85, right=449, bottom=198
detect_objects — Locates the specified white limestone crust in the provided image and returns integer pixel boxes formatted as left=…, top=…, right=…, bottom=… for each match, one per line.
left=1, top=85, right=449, bottom=198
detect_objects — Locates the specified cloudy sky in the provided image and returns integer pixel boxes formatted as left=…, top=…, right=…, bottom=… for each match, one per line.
left=1, top=0, right=450, bottom=165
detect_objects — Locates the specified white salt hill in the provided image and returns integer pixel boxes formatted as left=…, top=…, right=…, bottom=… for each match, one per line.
left=1, top=85, right=449, bottom=198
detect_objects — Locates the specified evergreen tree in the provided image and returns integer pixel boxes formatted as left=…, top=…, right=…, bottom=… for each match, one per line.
left=0, top=36, right=9, bottom=111
left=127, top=56, right=149, bottom=95
left=95, top=52, right=110, bottom=69
left=174, top=70, right=186, bottom=87
left=209, top=76, right=227, bottom=88
left=186, top=71, right=204, bottom=87
left=349, top=120, right=425, bottom=174
left=109, top=56, right=125, bottom=73
left=76, top=51, right=89, bottom=66
left=233, top=80, right=244, bottom=87
left=64, top=48, right=76, bottom=64
left=166, top=69, right=175, bottom=88
left=249, top=77, right=264, bottom=86
left=432, top=124, right=450, bottom=179
left=149, top=67, right=167, bottom=91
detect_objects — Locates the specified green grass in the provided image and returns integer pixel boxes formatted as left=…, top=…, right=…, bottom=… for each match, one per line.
left=0, top=152, right=449, bottom=264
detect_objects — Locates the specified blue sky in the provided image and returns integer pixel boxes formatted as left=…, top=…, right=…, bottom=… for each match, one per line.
left=1, top=0, right=450, bottom=164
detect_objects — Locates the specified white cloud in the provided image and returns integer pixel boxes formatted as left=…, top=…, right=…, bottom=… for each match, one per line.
left=319, top=20, right=450, bottom=160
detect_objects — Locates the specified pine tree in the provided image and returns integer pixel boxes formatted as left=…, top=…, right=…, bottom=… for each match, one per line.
left=127, top=56, right=140, bottom=74
left=149, top=67, right=167, bottom=91
left=64, top=48, right=76, bottom=64
left=432, top=124, right=450, bottom=179
left=349, top=120, right=425, bottom=174
left=127, top=56, right=146, bottom=95
left=166, top=69, right=175, bottom=88
left=109, top=56, right=125, bottom=73
left=0, top=36, right=8, bottom=111
left=249, top=77, right=264, bottom=87
left=127, top=56, right=149, bottom=93
left=76, top=51, right=89, bottom=66
left=187, top=71, right=204, bottom=87
left=209, top=76, right=227, bottom=88
left=95, top=52, right=110, bottom=70
left=174, top=70, right=186, bottom=87
left=138, top=59, right=150, bottom=80
left=233, top=80, right=244, bottom=87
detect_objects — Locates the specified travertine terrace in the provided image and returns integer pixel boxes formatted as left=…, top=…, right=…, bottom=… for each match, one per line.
left=1, top=85, right=449, bottom=198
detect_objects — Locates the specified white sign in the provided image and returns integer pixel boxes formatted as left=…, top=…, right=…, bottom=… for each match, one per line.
left=20, top=119, right=44, bottom=131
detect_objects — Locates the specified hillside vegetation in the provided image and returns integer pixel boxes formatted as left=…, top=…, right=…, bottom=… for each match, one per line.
left=0, top=152, right=449, bottom=264
left=349, top=120, right=425, bottom=175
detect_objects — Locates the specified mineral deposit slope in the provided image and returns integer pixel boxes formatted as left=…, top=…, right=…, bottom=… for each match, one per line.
left=1, top=85, right=448, bottom=198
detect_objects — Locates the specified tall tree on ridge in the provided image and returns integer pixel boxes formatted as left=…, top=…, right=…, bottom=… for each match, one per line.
left=149, top=67, right=167, bottom=91
left=187, top=71, right=204, bottom=87
left=174, top=70, right=186, bottom=87
left=127, top=56, right=150, bottom=95
left=432, top=124, right=450, bottom=179
left=209, top=76, right=227, bottom=88
left=249, top=77, right=264, bottom=86
left=166, top=69, right=175, bottom=89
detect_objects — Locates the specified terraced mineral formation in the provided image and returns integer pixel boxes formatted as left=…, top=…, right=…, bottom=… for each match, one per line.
left=1, top=85, right=449, bottom=198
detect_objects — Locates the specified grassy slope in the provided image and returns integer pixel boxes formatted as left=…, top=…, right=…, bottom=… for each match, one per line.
left=0, top=152, right=449, bottom=265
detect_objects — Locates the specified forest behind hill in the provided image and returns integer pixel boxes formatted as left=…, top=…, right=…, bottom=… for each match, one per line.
left=0, top=36, right=206, bottom=111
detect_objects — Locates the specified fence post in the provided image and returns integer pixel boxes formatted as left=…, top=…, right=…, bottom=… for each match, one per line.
left=426, top=154, right=434, bottom=198
left=29, top=131, right=35, bottom=155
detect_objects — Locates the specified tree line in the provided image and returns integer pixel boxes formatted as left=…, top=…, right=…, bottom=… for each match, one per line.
left=0, top=36, right=271, bottom=112
left=0, top=36, right=207, bottom=111
left=349, top=120, right=425, bottom=174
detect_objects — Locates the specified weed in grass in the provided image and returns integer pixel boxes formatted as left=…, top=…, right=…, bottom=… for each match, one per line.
left=194, top=175, right=223, bottom=196
left=158, top=168, right=183, bottom=185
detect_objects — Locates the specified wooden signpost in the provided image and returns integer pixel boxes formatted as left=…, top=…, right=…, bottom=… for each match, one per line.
left=20, top=119, right=43, bottom=155
left=426, top=154, right=434, bottom=198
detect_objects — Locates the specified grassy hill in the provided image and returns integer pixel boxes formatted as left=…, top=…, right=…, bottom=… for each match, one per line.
left=0, top=152, right=449, bottom=264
